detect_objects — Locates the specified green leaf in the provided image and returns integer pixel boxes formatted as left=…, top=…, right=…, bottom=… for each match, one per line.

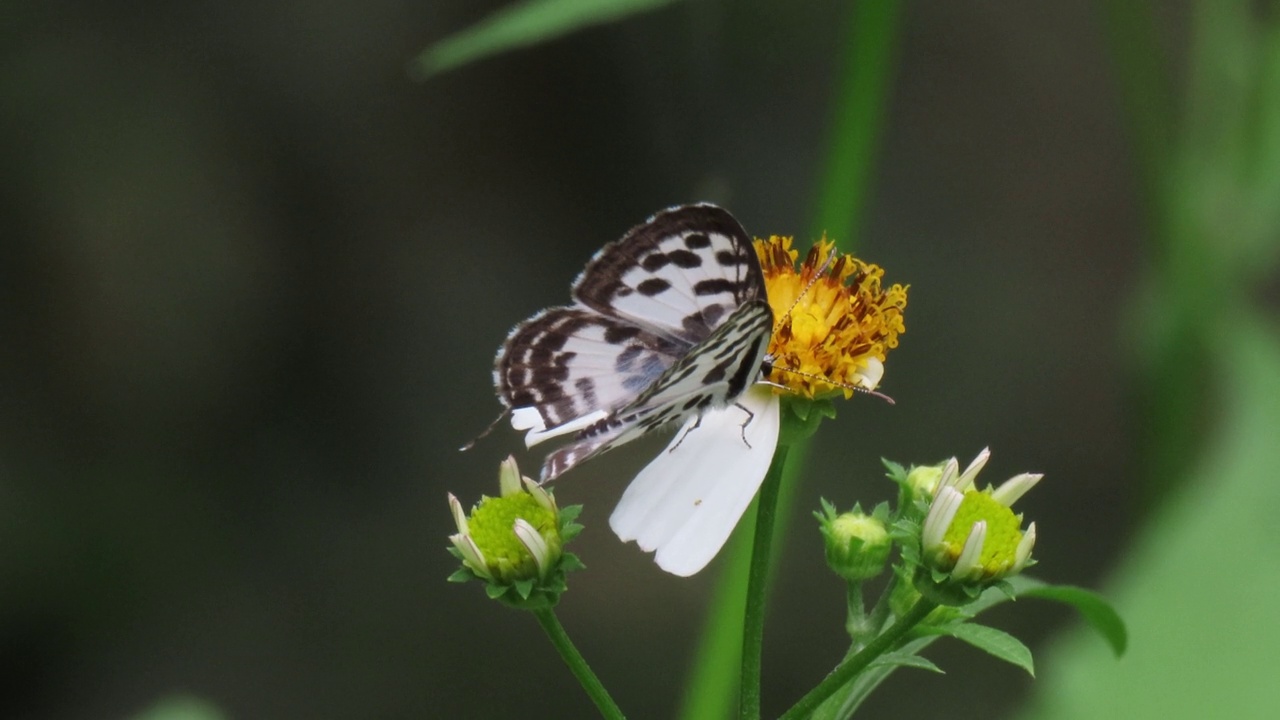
left=413, top=0, right=681, bottom=78
left=869, top=651, right=944, bottom=674
left=1018, top=318, right=1280, bottom=720
left=929, top=622, right=1034, bottom=677
left=1019, top=584, right=1127, bottom=657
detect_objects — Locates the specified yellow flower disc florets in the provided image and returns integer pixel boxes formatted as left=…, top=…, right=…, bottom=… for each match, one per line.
left=754, top=236, right=908, bottom=398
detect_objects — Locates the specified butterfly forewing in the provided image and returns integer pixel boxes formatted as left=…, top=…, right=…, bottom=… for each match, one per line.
left=572, top=205, right=764, bottom=344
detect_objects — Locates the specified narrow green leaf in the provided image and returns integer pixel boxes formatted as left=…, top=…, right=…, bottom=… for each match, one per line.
left=930, top=623, right=1034, bottom=677
left=869, top=651, right=944, bottom=674
left=1019, top=585, right=1128, bottom=657
left=413, top=0, right=680, bottom=78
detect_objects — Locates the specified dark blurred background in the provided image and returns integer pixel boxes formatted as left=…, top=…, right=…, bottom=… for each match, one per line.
left=6, top=1, right=1269, bottom=719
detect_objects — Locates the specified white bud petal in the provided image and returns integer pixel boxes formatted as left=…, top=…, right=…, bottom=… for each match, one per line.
left=952, top=521, right=987, bottom=581
left=922, top=486, right=965, bottom=554
left=1014, top=522, right=1037, bottom=572
left=498, top=455, right=522, bottom=497
left=991, top=472, right=1043, bottom=507
left=513, top=519, right=551, bottom=578
left=956, top=448, right=991, bottom=491
left=448, top=493, right=468, bottom=535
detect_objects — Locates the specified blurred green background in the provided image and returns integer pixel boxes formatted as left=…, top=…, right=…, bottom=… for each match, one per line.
left=3, top=1, right=1278, bottom=719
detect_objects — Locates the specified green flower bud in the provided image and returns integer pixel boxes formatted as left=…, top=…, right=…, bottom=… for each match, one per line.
left=448, top=456, right=584, bottom=608
left=816, top=500, right=891, bottom=581
left=914, top=449, right=1040, bottom=605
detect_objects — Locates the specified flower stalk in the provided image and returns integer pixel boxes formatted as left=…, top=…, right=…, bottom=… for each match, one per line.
left=738, top=443, right=792, bottom=720
left=533, top=608, right=625, bottom=720
left=779, top=597, right=938, bottom=720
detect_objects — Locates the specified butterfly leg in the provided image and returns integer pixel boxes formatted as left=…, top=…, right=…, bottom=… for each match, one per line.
left=669, top=414, right=705, bottom=453
left=732, top=402, right=755, bottom=449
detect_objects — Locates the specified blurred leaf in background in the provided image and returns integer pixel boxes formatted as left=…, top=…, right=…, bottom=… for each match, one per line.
left=413, top=0, right=681, bottom=78
left=1023, top=2, right=1280, bottom=717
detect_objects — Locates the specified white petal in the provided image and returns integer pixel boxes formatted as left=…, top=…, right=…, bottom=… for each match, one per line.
left=498, top=455, right=522, bottom=496
left=1014, top=522, right=1037, bottom=572
left=956, top=447, right=991, bottom=491
left=952, top=521, right=987, bottom=581
left=922, top=486, right=964, bottom=554
left=936, top=457, right=960, bottom=496
left=448, top=493, right=468, bottom=535
left=991, top=472, right=1042, bottom=507
left=513, top=519, right=550, bottom=577
left=609, top=385, right=781, bottom=577
left=856, top=357, right=884, bottom=389
left=512, top=407, right=609, bottom=448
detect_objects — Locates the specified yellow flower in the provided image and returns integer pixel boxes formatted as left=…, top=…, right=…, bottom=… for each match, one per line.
left=754, top=236, right=908, bottom=399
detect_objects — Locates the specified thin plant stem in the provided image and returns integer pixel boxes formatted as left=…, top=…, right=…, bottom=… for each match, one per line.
left=738, top=444, right=792, bottom=720
left=680, top=3, right=903, bottom=715
left=779, top=598, right=938, bottom=720
left=533, top=607, right=625, bottom=720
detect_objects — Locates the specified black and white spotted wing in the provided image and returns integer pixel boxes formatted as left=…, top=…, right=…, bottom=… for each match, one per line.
left=493, top=204, right=772, bottom=481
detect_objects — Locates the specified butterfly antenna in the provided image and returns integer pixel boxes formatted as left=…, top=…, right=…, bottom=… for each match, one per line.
left=767, top=365, right=896, bottom=405
left=459, top=409, right=511, bottom=452
left=775, top=246, right=838, bottom=327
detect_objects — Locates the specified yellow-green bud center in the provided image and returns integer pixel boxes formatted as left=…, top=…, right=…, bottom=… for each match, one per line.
left=468, top=494, right=560, bottom=582
left=942, top=491, right=1024, bottom=578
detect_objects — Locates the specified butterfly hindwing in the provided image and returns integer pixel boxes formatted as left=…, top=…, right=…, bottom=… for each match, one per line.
left=494, top=307, right=691, bottom=431
left=540, top=299, right=773, bottom=480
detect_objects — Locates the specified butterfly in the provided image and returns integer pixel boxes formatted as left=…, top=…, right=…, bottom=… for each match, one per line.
left=488, top=204, right=783, bottom=574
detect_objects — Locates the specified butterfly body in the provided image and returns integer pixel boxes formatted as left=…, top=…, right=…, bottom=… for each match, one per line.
left=493, top=204, right=772, bottom=481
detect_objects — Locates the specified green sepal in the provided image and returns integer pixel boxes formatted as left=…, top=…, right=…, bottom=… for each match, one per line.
left=448, top=567, right=477, bottom=583
left=514, top=578, right=535, bottom=600
left=779, top=396, right=837, bottom=445
left=559, top=504, right=583, bottom=525
left=881, top=458, right=908, bottom=481
left=914, top=565, right=985, bottom=607
left=559, top=552, right=586, bottom=573
left=485, top=582, right=508, bottom=600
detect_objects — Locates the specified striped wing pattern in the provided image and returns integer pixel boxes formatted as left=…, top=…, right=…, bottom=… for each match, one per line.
left=493, top=204, right=772, bottom=481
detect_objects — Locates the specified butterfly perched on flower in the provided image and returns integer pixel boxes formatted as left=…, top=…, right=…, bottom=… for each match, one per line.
left=487, top=204, right=782, bottom=574
left=483, top=204, right=907, bottom=575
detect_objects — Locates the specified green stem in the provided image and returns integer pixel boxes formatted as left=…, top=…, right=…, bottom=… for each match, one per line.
left=533, top=607, right=625, bottom=720
left=779, top=598, right=938, bottom=720
left=844, top=581, right=866, bottom=641
left=738, top=444, right=792, bottom=720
